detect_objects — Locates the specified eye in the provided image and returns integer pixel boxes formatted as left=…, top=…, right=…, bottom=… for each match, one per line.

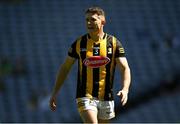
left=86, top=17, right=96, bottom=22
left=86, top=18, right=90, bottom=22
left=91, top=18, right=96, bottom=22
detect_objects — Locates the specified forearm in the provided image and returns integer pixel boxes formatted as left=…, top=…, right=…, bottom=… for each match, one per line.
left=51, top=63, right=72, bottom=97
left=116, top=57, right=131, bottom=92
left=121, top=67, right=131, bottom=92
left=51, top=56, right=76, bottom=97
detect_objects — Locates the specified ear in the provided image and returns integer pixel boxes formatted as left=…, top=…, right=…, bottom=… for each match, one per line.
left=99, top=15, right=106, bottom=25
left=102, top=20, right=106, bottom=25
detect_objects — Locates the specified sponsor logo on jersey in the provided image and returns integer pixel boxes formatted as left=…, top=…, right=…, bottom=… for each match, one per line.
left=83, top=56, right=110, bottom=68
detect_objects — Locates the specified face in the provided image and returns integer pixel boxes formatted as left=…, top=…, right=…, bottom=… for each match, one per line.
left=85, top=13, right=105, bottom=34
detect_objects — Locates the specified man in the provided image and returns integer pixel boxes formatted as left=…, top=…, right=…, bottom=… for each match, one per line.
left=49, top=6, right=131, bottom=123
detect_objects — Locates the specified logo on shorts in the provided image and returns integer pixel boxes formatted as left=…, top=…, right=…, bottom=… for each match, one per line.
left=106, top=112, right=112, bottom=114
left=83, top=56, right=110, bottom=68
left=77, top=101, right=86, bottom=108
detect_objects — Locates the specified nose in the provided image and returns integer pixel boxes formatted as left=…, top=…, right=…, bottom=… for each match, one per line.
left=87, top=21, right=91, bottom=25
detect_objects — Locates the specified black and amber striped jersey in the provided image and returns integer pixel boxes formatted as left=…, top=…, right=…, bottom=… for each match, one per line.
left=68, top=33, right=125, bottom=100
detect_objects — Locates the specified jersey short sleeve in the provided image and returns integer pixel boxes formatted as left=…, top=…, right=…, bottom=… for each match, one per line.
left=115, top=39, right=125, bottom=58
left=68, top=41, right=79, bottom=59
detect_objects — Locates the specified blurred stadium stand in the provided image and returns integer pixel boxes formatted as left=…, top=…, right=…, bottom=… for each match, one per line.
left=0, top=0, right=180, bottom=123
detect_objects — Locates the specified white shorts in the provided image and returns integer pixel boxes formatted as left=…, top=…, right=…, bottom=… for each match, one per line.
left=76, top=97, right=115, bottom=120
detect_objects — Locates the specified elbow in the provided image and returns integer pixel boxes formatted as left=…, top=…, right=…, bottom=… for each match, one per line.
left=126, top=65, right=131, bottom=75
left=126, top=65, right=131, bottom=73
left=121, top=65, right=131, bottom=79
left=61, top=63, right=69, bottom=72
left=121, top=64, right=130, bottom=72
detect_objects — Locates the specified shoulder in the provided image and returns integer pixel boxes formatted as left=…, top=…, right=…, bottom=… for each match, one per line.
left=77, top=34, right=88, bottom=41
left=72, top=34, right=88, bottom=44
left=106, top=33, right=114, bottom=39
left=106, top=33, right=117, bottom=38
left=106, top=33, right=122, bottom=43
left=106, top=33, right=120, bottom=41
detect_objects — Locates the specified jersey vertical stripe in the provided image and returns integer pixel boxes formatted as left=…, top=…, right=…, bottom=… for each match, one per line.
left=104, top=35, right=113, bottom=100
left=79, top=35, right=87, bottom=97
left=92, top=43, right=100, bottom=98
left=76, top=38, right=82, bottom=97
left=110, top=37, right=117, bottom=84
left=86, top=39, right=93, bottom=98
left=99, top=37, right=107, bottom=100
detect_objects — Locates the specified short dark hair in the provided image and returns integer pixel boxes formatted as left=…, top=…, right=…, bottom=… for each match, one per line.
left=85, top=6, right=105, bottom=17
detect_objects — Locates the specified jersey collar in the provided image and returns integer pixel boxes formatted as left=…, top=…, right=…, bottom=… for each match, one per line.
left=87, top=33, right=107, bottom=41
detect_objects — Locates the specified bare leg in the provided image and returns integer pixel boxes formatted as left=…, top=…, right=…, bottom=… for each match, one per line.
left=80, top=110, right=98, bottom=123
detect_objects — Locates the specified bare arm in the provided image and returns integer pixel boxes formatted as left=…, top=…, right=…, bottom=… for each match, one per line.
left=49, top=56, right=76, bottom=111
left=116, top=57, right=131, bottom=106
left=51, top=56, right=76, bottom=97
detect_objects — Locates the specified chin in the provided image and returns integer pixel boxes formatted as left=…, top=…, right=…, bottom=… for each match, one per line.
left=88, top=30, right=98, bottom=34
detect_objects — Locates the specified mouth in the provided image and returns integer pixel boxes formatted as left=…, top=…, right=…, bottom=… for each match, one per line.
left=88, top=26, right=96, bottom=30
left=88, top=27, right=93, bottom=29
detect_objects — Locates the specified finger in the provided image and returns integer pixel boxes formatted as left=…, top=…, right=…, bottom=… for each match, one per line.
left=122, top=99, right=127, bottom=106
left=52, top=101, right=56, bottom=108
left=49, top=99, right=56, bottom=111
left=117, top=91, right=122, bottom=96
left=122, top=96, right=128, bottom=106
left=121, top=95, right=125, bottom=102
left=120, top=91, right=126, bottom=101
left=53, top=102, right=56, bottom=107
left=50, top=102, right=56, bottom=111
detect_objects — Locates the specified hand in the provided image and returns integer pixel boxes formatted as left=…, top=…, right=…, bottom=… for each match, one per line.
left=49, top=96, right=57, bottom=111
left=117, top=90, right=128, bottom=106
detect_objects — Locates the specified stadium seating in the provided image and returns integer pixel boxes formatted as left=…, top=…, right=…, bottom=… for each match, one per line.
left=0, top=0, right=179, bottom=122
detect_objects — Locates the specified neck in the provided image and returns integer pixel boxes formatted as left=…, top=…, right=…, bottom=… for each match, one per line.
left=89, top=30, right=104, bottom=42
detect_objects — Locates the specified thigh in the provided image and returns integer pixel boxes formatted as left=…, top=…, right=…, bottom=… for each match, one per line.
left=80, top=109, right=98, bottom=123
left=98, top=100, right=115, bottom=120
left=76, top=97, right=98, bottom=123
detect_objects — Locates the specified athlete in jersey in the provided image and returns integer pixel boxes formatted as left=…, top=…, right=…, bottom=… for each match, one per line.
left=68, top=33, right=125, bottom=101
left=49, top=6, right=131, bottom=123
